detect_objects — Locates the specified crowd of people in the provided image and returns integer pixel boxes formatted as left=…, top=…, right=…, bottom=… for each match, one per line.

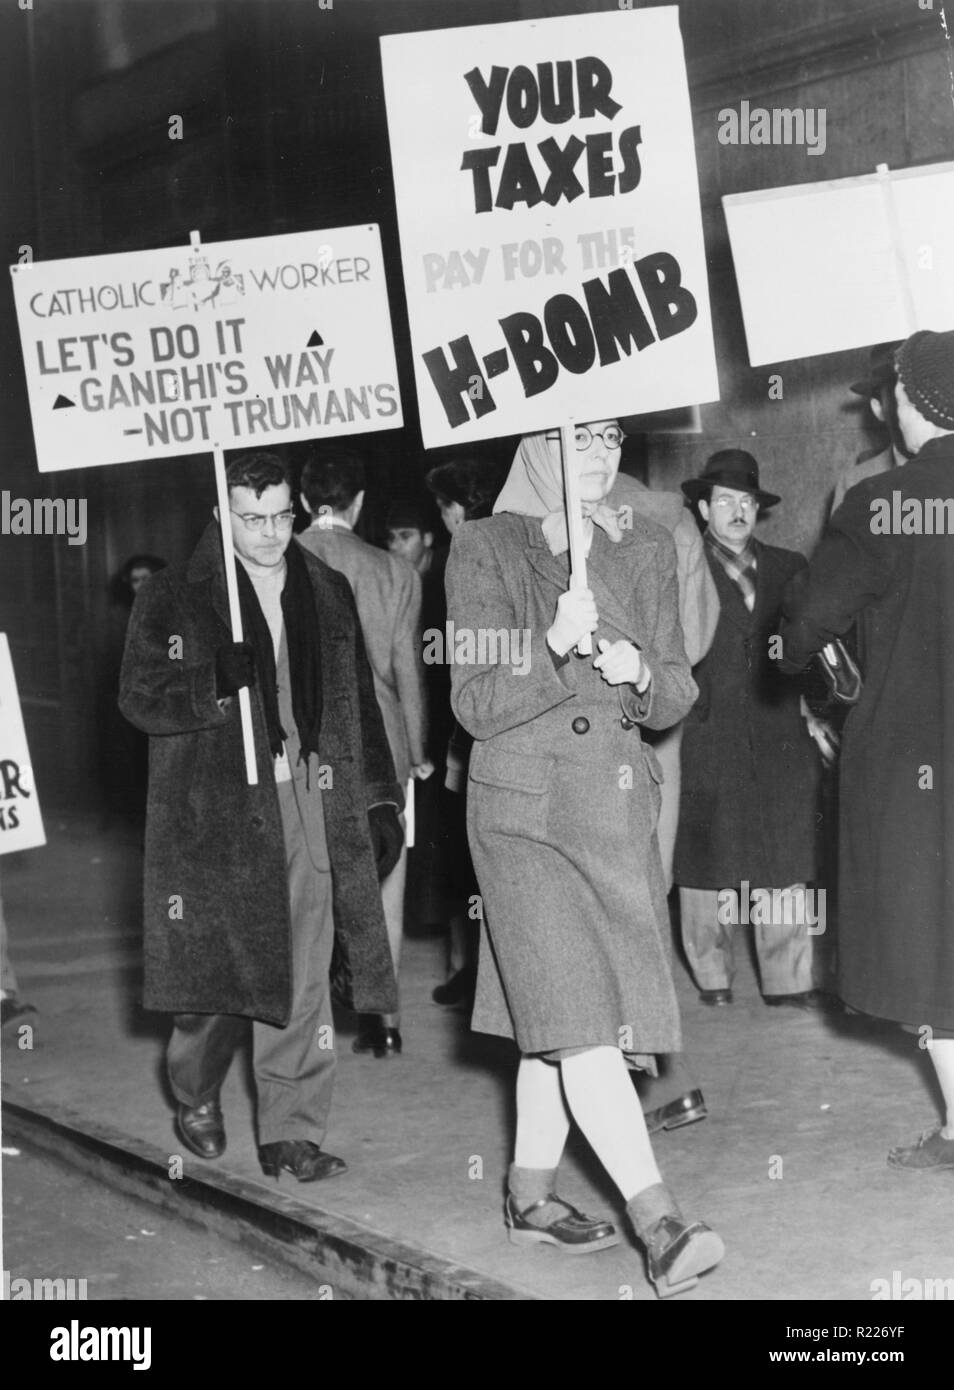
left=112, top=326, right=954, bottom=1298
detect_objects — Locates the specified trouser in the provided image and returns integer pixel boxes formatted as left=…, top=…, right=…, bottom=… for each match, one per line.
left=167, top=779, right=336, bottom=1146
left=379, top=817, right=407, bottom=1028
left=678, top=884, right=815, bottom=996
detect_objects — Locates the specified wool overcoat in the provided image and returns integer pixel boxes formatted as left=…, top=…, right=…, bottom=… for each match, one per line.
left=445, top=512, right=698, bottom=1056
left=673, top=540, right=821, bottom=891
left=119, top=522, right=401, bottom=1026
left=779, top=436, right=954, bottom=1030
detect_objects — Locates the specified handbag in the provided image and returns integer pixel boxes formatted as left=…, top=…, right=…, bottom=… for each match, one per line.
left=814, top=638, right=862, bottom=705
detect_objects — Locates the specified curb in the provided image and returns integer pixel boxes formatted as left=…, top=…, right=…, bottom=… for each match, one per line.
left=2, top=1093, right=534, bottom=1301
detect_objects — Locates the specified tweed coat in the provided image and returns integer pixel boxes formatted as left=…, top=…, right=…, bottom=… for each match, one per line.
left=296, top=523, right=427, bottom=784
left=445, top=511, right=698, bottom=1055
left=779, top=436, right=954, bottom=1029
left=119, top=521, right=401, bottom=1026
left=673, top=539, right=821, bottom=891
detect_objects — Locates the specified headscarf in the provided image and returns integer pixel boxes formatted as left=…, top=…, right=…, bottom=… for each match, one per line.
left=493, top=431, right=627, bottom=556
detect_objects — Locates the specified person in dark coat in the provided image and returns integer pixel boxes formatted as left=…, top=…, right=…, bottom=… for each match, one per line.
left=446, top=420, right=724, bottom=1299
left=673, top=451, right=827, bottom=1009
left=779, top=329, right=954, bottom=1171
left=119, top=451, right=402, bottom=1183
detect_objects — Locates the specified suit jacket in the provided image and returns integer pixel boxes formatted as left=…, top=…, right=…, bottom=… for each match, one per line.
left=830, top=445, right=896, bottom=516
left=609, top=474, right=720, bottom=665
left=119, top=522, right=400, bottom=1024
left=297, top=523, right=427, bottom=785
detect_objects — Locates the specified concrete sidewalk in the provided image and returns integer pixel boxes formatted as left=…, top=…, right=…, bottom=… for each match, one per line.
left=2, top=815, right=953, bottom=1301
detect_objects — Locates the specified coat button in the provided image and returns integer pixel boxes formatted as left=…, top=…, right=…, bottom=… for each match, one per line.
left=620, top=716, right=636, bottom=730
left=251, top=814, right=265, bottom=829
left=571, top=716, right=590, bottom=735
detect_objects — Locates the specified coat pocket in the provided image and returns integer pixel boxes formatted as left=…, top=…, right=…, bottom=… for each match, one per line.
left=468, top=744, right=552, bottom=840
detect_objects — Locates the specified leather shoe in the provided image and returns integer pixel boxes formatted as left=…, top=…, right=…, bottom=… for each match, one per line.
left=505, top=1193, right=619, bottom=1254
left=352, top=1020, right=402, bottom=1057
left=176, top=1099, right=226, bottom=1160
left=431, top=963, right=477, bottom=1009
left=643, top=1213, right=724, bottom=1298
left=763, top=989, right=826, bottom=1010
left=699, top=988, right=732, bottom=1006
left=643, top=1088, right=708, bottom=1135
left=887, top=1126, right=954, bottom=1171
left=258, top=1140, right=348, bottom=1182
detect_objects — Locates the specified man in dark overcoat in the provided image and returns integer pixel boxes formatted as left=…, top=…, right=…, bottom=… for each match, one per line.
left=120, top=451, right=402, bottom=1182
left=673, top=451, right=825, bottom=1009
left=779, top=329, right=954, bottom=1170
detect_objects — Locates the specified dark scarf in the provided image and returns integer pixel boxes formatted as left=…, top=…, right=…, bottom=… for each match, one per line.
left=235, top=541, right=322, bottom=764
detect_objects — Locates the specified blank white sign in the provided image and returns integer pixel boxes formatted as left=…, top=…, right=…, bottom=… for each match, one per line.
left=723, top=161, right=954, bottom=366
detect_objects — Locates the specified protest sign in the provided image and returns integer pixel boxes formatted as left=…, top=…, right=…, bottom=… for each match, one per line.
left=10, top=224, right=402, bottom=472
left=0, top=635, right=46, bottom=855
left=380, top=6, right=718, bottom=450
left=723, top=161, right=954, bottom=366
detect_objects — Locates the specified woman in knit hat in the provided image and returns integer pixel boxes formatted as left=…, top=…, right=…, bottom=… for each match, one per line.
left=779, top=328, right=954, bottom=1171
left=444, top=420, right=724, bottom=1296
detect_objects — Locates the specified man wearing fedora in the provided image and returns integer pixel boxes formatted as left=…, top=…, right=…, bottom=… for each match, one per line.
left=673, top=451, right=825, bottom=1009
left=831, top=341, right=912, bottom=515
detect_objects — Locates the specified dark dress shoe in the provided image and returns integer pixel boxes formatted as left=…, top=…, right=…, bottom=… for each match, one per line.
left=643, top=1213, right=725, bottom=1298
left=1, top=997, right=37, bottom=1030
left=763, top=989, right=825, bottom=1010
left=431, top=962, right=477, bottom=1008
left=258, top=1140, right=347, bottom=1182
left=505, top=1193, right=620, bottom=1254
left=643, top=1088, right=708, bottom=1135
left=699, top=988, right=733, bottom=1006
left=176, top=1100, right=226, bottom=1160
left=352, top=1021, right=402, bottom=1057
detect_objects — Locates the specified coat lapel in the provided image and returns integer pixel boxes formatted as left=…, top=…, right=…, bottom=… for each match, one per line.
left=524, top=518, right=655, bottom=646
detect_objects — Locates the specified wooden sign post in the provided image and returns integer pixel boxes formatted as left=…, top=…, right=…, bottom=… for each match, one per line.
left=211, top=441, right=258, bottom=786
left=560, top=421, right=592, bottom=657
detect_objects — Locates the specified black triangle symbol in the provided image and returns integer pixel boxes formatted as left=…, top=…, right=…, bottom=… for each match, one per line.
left=307, top=331, right=324, bottom=347
left=53, top=394, right=75, bottom=409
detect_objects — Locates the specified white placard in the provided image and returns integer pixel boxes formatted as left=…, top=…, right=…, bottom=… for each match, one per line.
left=723, top=162, right=954, bottom=366
left=10, top=225, right=402, bottom=472
left=0, top=635, right=46, bottom=855
left=380, top=7, right=718, bottom=448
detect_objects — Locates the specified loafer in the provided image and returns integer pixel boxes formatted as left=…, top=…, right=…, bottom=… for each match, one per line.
left=763, top=989, right=825, bottom=1010
left=699, top=988, right=732, bottom=1006
left=643, top=1213, right=725, bottom=1298
left=643, top=1088, right=708, bottom=1135
left=176, top=1099, right=226, bottom=1160
left=505, top=1193, right=620, bottom=1255
left=258, top=1140, right=348, bottom=1182
left=887, top=1126, right=954, bottom=1172
left=352, top=1021, right=402, bottom=1058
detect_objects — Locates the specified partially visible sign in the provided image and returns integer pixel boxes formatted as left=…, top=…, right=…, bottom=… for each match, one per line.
left=380, top=6, right=718, bottom=448
left=723, top=161, right=954, bottom=366
left=10, top=225, right=402, bottom=472
left=0, top=635, right=45, bottom=855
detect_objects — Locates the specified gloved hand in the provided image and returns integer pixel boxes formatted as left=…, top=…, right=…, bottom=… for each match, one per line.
left=215, top=641, right=256, bottom=698
left=368, top=804, right=403, bottom=882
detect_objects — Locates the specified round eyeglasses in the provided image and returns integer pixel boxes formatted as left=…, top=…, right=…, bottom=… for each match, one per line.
left=230, top=509, right=296, bottom=532
left=545, top=425, right=625, bottom=451
left=712, top=495, right=757, bottom=514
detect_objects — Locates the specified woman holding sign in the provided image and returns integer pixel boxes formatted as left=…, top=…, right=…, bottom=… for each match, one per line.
left=445, top=420, right=724, bottom=1298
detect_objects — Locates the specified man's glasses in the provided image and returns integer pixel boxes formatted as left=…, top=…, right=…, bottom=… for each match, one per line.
left=545, top=425, right=625, bottom=451
left=230, top=509, right=296, bottom=532
left=712, top=496, right=757, bottom=514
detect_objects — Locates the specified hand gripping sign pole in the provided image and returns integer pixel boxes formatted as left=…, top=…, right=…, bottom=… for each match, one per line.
left=560, top=421, right=593, bottom=657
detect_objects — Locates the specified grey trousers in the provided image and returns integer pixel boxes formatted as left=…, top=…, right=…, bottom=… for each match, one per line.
left=679, top=884, right=815, bottom=996
left=167, top=777, right=336, bottom=1146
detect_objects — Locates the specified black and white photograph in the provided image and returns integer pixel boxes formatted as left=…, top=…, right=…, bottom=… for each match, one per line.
left=1, top=0, right=953, bottom=1336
